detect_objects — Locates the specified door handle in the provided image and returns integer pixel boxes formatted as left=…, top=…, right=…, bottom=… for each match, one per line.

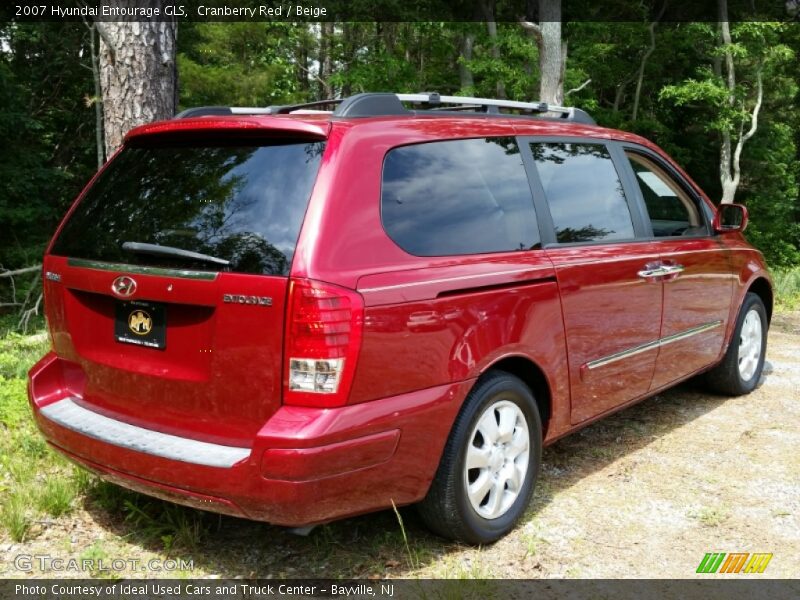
left=638, top=263, right=685, bottom=279
left=638, top=266, right=668, bottom=278
left=660, top=264, right=685, bottom=276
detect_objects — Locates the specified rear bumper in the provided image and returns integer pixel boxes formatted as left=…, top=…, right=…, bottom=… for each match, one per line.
left=29, top=352, right=469, bottom=526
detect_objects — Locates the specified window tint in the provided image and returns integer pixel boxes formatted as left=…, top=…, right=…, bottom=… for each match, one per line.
left=626, top=152, right=707, bottom=237
left=531, top=142, right=634, bottom=243
left=51, top=139, right=325, bottom=275
left=381, top=137, right=539, bottom=256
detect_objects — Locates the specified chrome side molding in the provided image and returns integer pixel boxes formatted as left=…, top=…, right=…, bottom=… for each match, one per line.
left=586, top=320, right=723, bottom=371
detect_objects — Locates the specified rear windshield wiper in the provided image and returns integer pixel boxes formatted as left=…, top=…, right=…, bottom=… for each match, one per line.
left=121, top=241, right=230, bottom=267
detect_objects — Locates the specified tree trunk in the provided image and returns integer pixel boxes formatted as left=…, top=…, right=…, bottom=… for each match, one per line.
left=87, top=23, right=104, bottom=168
left=717, top=0, right=762, bottom=204
left=632, top=23, right=656, bottom=120
left=632, top=2, right=667, bottom=121
left=295, top=24, right=311, bottom=96
left=341, top=23, right=354, bottom=97
left=537, top=24, right=563, bottom=103
left=97, top=14, right=177, bottom=158
left=459, top=31, right=475, bottom=91
left=479, top=0, right=506, bottom=99
left=521, top=0, right=565, bottom=105
left=318, top=22, right=334, bottom=98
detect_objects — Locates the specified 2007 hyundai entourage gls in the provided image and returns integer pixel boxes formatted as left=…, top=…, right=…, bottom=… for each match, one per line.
left=28, top=93, right=772, bottom=543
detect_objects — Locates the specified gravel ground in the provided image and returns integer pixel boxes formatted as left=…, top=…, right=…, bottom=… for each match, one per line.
left=2, top=312, right=798, bottom=579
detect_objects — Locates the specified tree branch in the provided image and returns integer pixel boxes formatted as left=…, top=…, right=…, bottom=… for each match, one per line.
left=0, top=265, right=41, bottom=278
left=632, top=1, right=667, bottom=120
left=731, top=68, right=763, bottom=188
left=296, top=64, right=330, bottom=89
left=565, top=78, right=592, bottom=97
left=519, top=19, right=543, bottom=43
left=18, top=293, right=43, bottom=333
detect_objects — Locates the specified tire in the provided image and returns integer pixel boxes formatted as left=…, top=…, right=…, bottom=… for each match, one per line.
left=417, top=371, right=542, bottom=544
left=704, top=292, right=768, bottom=396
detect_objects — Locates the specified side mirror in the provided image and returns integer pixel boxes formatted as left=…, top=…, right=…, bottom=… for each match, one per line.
left=713, top=203, right=749, bottom=233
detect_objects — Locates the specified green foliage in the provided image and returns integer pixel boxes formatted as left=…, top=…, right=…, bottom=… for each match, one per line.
left=773, top=268, right=800, bottom=311
left=178, top=23, right=307, bottom=107
left=0, top=329, right=83, bottom=540
left=0, top=375, right=28, bottom=428
left=0, top=23, right=95, bottom=267
left=121, top=497, right=207, bottom=552
left=0, top=492, right=33, bottom=542
left=0, top=16, right=798, bottom=301
left=35, top=477, right=77, bottom=517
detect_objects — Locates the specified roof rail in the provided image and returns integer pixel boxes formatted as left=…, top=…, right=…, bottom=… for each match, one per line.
left=333, top=93, right=595, bottom=124
left=176, top=92, right=595, bottom=125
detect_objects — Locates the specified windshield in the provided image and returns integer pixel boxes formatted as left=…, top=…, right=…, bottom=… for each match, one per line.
left=51, top=138, right=326, bottom=276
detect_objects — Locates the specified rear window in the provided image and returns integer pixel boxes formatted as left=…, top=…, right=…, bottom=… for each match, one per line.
left=51, top=139, right=326, bottom=276
left=381, top=137, right=540, bottom=256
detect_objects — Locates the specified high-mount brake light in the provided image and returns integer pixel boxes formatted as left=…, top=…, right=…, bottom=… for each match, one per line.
left=284, top=278, right=364, bottom=407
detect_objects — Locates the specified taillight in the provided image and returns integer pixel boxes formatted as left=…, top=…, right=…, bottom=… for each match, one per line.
left=283, top=278, right=364, bottom=407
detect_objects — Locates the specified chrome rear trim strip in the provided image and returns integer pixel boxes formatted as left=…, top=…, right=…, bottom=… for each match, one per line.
left=586, top=320, right=723, bottom=370
left=40, top=398, right=250, bottom=468
left=67, top=258, right=218, bottom=280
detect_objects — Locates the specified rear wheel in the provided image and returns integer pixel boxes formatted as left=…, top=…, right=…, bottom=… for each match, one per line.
left=704, top=292, right=767, bottom=396
left=418, top=372, right=542, bottom=544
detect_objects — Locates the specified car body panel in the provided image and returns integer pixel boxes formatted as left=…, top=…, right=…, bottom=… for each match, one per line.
left=650, top=237, right=734, bottom=390
left=543, top=242, right=664, bottom=424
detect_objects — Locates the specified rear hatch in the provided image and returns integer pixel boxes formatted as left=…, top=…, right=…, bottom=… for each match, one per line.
left=44, top=127, right=326, bottom=445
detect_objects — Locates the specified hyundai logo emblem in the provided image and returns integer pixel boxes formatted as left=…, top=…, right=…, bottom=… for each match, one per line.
left=111, top=275, right=137, bottom=298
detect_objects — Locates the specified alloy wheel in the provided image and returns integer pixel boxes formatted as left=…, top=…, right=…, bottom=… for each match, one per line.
left=464, top=400, right=530, bottom=520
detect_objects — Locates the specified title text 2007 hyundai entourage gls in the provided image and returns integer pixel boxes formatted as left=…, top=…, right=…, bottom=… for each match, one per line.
left=28, top=93, right=771, bottom=543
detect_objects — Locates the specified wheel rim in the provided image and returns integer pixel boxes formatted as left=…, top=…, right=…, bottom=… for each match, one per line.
left=738, top=308, right=763, bottom=382
left=464, top=399, right=530, bottom=520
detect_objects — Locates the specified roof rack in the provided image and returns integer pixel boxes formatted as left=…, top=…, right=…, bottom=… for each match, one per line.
left=176, top=92, right=595, bottom=125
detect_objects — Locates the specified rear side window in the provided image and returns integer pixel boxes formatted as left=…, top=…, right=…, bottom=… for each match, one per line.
left=530, top=142, right=634, bottom=244
left=381, top=137, right=540, bottom=256
left=51, top=139, right=326, bottom=276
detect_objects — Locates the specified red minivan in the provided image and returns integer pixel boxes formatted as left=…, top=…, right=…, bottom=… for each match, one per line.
left=28, top=93, right=772, bottom=543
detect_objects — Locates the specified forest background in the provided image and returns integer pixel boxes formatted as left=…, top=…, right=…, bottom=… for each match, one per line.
left=1, top=9, right=799, bottom=330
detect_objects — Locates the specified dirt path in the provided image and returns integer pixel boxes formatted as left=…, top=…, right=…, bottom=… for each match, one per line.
left=2, top=313, right=798, bottom=579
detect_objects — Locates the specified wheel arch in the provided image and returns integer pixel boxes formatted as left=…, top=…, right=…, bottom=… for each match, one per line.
left=480, top=355, right=552, bottom=439
left=746, top=276, right=773, bottom=324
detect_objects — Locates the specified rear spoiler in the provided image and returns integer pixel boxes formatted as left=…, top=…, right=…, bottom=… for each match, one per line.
left=125, top=116, right=329, bottom=143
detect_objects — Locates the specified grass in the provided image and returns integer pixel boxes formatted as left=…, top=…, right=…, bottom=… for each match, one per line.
left=0, top=330, right=211, bottom=552
left=120, top=496, right=207, bottom=553
left=0, top=493, right=33, bottom=542
left=35, top=477, right=80, bottom=518
left=773, top=267, right=800, bottom=312
left=688, top=506, right=729, bottom=527
left=0, top=332, right=64, bottom=542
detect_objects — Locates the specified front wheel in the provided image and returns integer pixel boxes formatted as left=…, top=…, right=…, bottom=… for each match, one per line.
left=704, top=292, right=768, bottom=396
left=418, top=371, right=542, bottom=544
